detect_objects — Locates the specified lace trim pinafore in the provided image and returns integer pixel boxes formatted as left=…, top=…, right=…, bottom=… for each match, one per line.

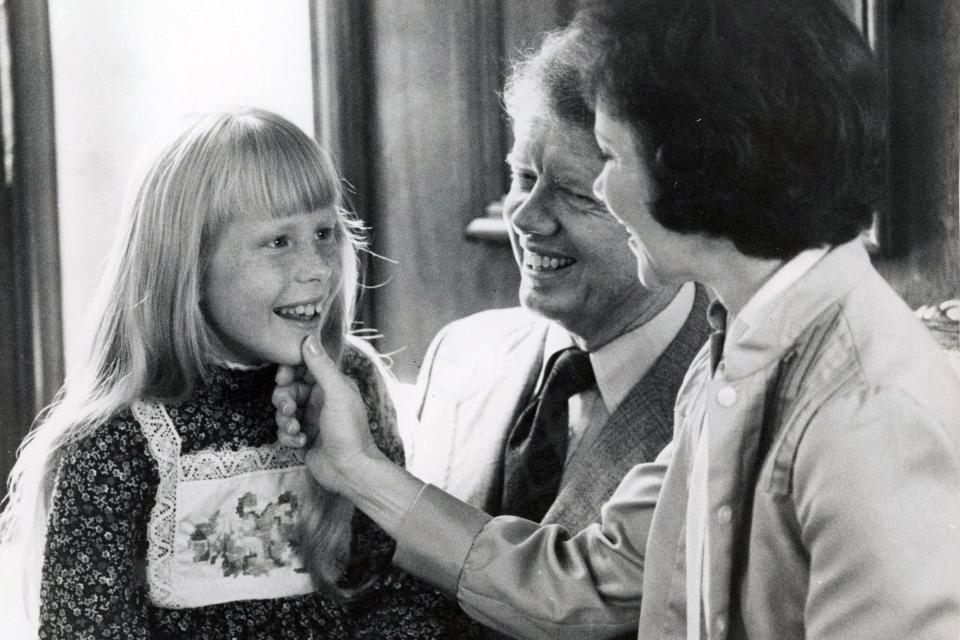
left=132, top=400, right=316, bottom=609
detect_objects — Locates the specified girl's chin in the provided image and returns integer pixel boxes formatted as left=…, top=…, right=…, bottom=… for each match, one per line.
left=270, top=350, right=307, bottom=367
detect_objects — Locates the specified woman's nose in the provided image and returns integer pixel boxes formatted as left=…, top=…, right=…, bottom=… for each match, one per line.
left=592, top=171, right=606, bottom=203
left=509, top=189, right=559, bottom=237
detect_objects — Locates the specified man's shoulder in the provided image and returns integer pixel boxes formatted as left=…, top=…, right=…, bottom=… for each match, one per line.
left=433, top=307, right=552, bottom=354
left=417, top=307, right=551, bottom=399
left=442, top=306, right=550, bottom=335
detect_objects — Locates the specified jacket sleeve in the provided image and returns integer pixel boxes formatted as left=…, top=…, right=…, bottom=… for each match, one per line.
left=795, top=387, right=960, bottom=640
left=393, top=441, right=674, bottom=640
left=39, top=415, right=157, bottom=640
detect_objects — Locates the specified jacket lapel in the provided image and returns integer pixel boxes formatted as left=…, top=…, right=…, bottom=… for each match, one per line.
left=544, top=287, right=711, bottom=530
left=448, top=323, right=548, bottom=513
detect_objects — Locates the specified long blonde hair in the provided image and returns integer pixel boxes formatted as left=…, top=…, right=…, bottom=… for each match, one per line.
left=0, top=107, right=366, bottom=617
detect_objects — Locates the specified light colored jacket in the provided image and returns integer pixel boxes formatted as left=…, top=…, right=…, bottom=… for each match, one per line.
left=393, top=240, right=960, bottom=640
left=408, top=293, right=708, bottom=531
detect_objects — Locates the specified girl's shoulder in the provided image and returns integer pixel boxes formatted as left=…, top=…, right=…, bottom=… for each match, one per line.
left=63, top=408, right=149, bottom=457
left=341, top=336, right=404, bottom=466
left=56, top=407, right=158, bottom=489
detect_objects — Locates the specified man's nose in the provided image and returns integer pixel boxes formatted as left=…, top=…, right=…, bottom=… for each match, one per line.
left=509, top=189, right=559, bottom=236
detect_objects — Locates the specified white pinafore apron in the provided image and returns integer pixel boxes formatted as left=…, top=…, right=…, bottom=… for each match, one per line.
left=132, top=400, right=316, bottom=608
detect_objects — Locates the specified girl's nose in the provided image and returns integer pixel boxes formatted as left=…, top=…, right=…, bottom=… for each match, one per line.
left=296, top=245, right=333, bottom=283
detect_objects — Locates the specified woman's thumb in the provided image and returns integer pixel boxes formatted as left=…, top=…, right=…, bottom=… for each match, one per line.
left=301, top=335, right=338, bottom=383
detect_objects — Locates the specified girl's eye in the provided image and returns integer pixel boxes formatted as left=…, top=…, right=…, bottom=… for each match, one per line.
left=315, top=227, right=335, bottom=242
left=267, top=236, right=289, bottom=249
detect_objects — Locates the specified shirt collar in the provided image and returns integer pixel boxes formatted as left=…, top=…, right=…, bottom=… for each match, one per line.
left=719, top=240, right=872, bottom=379
left=543, top=282, right=696, bottom=413
left=732, top=246, right=828, bottom=339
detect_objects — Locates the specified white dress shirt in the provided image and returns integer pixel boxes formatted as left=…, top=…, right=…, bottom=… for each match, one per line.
left=538, top=282, right=697, bottom=471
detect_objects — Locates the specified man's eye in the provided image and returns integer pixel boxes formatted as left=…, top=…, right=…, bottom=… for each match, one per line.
left=266, top=236, right=289, bottom=249
left=566, top=190, right=599, bottom=206
left=511, top=170, right=537, bottom=191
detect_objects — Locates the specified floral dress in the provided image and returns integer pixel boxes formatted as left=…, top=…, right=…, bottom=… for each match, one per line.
left=39, top=344, right=481, bottom=639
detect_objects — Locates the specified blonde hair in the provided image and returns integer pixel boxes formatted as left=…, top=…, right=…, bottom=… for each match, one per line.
left=0, top=107, right=366, bottom=617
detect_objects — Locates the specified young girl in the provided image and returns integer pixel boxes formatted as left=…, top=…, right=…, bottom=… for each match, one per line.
left=0, top=108, right=479, bottom=639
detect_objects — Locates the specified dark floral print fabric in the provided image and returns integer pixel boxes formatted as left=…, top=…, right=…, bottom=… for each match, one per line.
left=39, top=344, right=481, bottom=639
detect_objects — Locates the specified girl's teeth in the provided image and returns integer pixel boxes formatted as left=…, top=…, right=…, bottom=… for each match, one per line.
left=278, top=303, right=321, bottom=318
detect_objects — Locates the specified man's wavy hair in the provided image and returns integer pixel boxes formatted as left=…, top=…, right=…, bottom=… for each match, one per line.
left=503, top=27, right=595, bottom=132
left=575, top=0, right=886, bottom=259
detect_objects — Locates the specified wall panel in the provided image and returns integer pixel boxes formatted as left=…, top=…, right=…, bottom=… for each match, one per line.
left=874, top=0, right=959, bottom=308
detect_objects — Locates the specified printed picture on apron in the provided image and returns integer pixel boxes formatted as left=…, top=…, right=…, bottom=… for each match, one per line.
left=182, top=490, right=306, bottom=578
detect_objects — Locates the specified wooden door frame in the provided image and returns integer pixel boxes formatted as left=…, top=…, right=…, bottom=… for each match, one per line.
left=0, top=0, right=62, bottom=491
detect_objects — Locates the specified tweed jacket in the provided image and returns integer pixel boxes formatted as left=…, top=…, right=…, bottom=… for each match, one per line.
left=406, top=288, right=710, bottom=531
left=393, top=240, right=960, bottom=640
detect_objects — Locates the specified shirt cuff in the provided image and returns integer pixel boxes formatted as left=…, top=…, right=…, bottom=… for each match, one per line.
left=393, top=483, right=492, bottom=597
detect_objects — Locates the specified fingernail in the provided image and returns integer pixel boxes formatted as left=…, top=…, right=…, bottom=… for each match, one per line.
left=305, top=335, right=319, bottom=355
left=282, top=402, right=294, bottom=416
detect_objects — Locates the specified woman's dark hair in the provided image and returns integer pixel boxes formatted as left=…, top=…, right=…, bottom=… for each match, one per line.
left=575, top=0, right=886, bottom=259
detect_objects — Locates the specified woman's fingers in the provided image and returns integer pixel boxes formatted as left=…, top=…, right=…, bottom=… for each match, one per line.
left=276, top=419, right=307, bottom=448
left=273, top=366, right=320, bottom=446
left=274, top=364, right=298, bottom=386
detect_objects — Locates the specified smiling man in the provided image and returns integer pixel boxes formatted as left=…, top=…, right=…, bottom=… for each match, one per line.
left=405, top=28, right=709, bottom=536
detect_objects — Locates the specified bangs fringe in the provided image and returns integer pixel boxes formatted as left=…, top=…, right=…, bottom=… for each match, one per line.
left=205, top=113, right=341, bottom=230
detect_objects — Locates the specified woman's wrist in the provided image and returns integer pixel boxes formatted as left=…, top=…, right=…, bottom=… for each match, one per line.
left=339, top=451, right=425, bottom=538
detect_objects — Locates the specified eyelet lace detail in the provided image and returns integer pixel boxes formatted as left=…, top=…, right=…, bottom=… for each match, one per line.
left=132, top=400, right=181, bottom=607
left=180, top=445, right=305, bottom=480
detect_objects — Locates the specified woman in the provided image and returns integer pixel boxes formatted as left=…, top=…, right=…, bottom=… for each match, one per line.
left=276, top=1, right=960, bottom=638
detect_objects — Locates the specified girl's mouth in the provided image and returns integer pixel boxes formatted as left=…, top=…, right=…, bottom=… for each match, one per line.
left=274, top=302, right=323, bottom=320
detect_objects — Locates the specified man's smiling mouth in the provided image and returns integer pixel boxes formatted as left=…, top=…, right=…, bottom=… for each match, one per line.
left=523, top=250, right=576, bottom=272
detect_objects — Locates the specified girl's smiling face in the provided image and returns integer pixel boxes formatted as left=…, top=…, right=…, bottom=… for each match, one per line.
left=202, top=208, right=342, bottom=366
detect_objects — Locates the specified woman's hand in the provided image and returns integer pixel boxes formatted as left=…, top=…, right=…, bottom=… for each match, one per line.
left=273, top=335, right=386, bottom=496
left=273, top=364, right=314, bottom=448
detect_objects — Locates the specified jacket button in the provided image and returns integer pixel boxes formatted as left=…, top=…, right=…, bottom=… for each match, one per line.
left=715, top=613, right=728, bottom=637
left=717, top=386, right=737, bottom=406
left=717, top=504, right=732, bottom=524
